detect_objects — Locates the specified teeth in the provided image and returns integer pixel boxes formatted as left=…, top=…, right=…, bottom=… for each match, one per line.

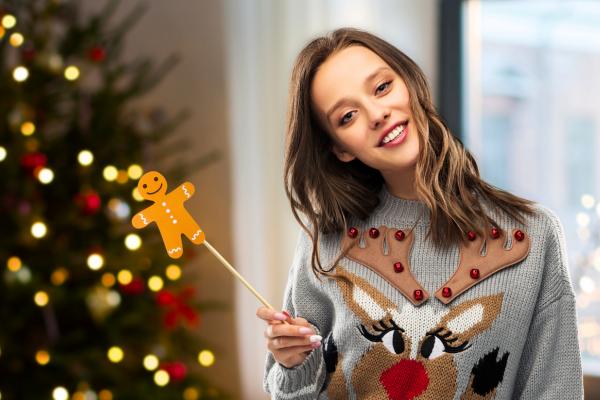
left=381, top=124, right=406, bottom=145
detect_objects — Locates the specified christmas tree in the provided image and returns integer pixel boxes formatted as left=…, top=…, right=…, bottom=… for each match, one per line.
left=0, top=0, right=228, bottom=398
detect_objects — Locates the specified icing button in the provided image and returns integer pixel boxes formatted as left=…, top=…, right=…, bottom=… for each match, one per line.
left=393, top=262, right=404, bottom=273
left=514, top=230, right=525, bottom=241
left=368, top=228, right=380, bottom=239
left=467, top=231, right=477, bottom=241
left=394, top=229, right=405, bottom=241
left=470, top=268, right=480, bottom=279
left=442, top=287, right=452, bottom=297
left=162, top=202, right=167, bottom=207
left=413, top=289, right=424, bottom=301
left=348, top=227, right=359, bottom=238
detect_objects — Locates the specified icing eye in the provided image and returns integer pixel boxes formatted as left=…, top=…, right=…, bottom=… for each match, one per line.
left=153, top=176, right=158, bottom=181
left=381, top=330, right=405, bottom=355
left=420, top=334, right=446, bottom=360
left=142, top=184, right=147, bottom=189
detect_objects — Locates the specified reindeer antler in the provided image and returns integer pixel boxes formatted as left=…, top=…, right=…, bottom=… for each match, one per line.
left=340, top=225, right=429, bottom=306
left=434, top=228, right=530, bottom=304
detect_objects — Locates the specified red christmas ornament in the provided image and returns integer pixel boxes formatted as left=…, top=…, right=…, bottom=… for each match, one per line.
left=413, top=289, right=424, bottom=301
left=466, top=231, right=477, bottom=241
left=88, top=46, right=107, bottom=62
left=470, top=268, right=480, bottom=279
left=514, top=230, right=525, bottom=241
left=368, top=227, right=380, bottom=238
left=394, top=230, right=405, bottom=241
left=120, top=277, right=145, bottom=295
left=162, top=361, right=187, bottom=382
left=347, top=227, right=358, bottom=238
left=393, top=262, right=404, bottom=273
left=490, top=227, right=501, bottom=239
left=442, top=287, right=452, bottom=297
left=20, top=152, right=47, bottom=175
left=75, top=190, right=101, bottom=215
left=21, top=47, right=37, bottom=63
left=156, top=287, right=199, bottom=330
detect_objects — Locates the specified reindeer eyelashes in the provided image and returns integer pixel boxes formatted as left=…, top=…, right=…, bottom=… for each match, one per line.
left=358, top=321, right=472, bottom=359
left=424, top=327, right=472, bottom=356
left=358, top=319, right=406, bottom=354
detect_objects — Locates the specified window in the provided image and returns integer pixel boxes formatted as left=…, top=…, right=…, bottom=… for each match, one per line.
left=461, top=0, right=600, bottom=375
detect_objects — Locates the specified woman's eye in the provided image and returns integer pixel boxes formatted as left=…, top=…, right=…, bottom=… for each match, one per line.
left=375, top=80, right=392, bottom=94
left=339, top=111, right=354, bottom=126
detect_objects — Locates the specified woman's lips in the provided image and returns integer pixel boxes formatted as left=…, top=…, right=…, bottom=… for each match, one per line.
left=380, top=122, right=408, bottom=148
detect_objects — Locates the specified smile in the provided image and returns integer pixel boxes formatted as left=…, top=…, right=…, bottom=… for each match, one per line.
left=147, top=183, right=163, bottom=194
left=379, top=121, right=409, bottom=147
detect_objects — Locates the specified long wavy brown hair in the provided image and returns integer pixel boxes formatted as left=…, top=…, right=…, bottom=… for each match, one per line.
left=284, top=27, right=537, bottom=280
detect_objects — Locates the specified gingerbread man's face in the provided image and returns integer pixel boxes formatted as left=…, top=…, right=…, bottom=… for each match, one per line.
left=138, top=171, right=168, bottom=200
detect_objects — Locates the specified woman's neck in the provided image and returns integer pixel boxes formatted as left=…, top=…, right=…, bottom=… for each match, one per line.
left=381, top=166, right=420, bottom=201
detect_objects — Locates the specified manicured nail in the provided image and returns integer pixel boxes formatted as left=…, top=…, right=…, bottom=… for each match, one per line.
left=282, top=310, right=291, bottom=319
left=309, top=335, right=322, bottom=343
left=273, top=312, right=287, bottom=320
left=299, top=327, right=313, bottom=334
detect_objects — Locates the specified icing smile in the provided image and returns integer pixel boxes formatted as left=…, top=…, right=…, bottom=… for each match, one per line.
left=147, top=183, right=163, bottom=194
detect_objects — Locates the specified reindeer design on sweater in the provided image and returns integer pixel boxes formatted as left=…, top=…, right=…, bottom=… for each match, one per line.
left=322, top=224, right=530, bottom=399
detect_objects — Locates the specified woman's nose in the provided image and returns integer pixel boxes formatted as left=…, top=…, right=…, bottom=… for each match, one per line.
left=367, top=104, right=390, bottom=130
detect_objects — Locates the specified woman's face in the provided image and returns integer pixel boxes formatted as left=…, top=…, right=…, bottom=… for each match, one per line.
left=311, top=45, right=419, bottom=174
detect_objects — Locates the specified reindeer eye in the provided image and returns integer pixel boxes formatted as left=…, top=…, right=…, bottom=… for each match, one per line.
left=381, top=330, right=405, bottom=355
left=421, top=332, right=472, bottom=360
left=421, top=335, right=446, bottom=360
left=357, top=319, right=405, bottom=355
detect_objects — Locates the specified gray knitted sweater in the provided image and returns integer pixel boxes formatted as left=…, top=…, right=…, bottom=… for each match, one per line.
left=263, top=185, right=584, bottom=399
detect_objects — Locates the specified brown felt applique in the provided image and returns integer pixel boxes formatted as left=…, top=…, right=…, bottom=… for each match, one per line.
left=340, top=225, right=530, bottom=305
left=340, top=225, right=429, bottom=306
left=329, top=265, right=509, bottom=399
left=434, top=228, right=530, bottom=305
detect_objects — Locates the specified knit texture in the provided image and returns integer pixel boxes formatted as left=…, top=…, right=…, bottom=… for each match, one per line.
left=263, top=185, right=584, bottom=399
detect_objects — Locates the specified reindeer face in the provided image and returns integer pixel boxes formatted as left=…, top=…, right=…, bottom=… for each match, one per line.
left=330, top=266, right=505, bottom=400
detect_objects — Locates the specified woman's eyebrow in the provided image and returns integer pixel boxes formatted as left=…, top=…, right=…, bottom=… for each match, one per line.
left=326, top=66, right=392, bottom=121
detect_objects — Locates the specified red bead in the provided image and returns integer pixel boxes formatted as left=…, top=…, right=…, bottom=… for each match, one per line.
left=467, top=231, right=477, bottom=241
left=369, top=227, right=380, bottom=238
left=470, top=268, right=480, bottom=279
left=348, top=227, right=358, bottom=238
left=514, top=230, right=525, bottom=241
left=490, top=227, right=500, bottom=239
left=413, top=290, right=423, bottom=301
left=394, top=230, right=406, bottom=241
left=393, top=262, right=404, bottom=273
left=442, top=287, right=452, bottom=297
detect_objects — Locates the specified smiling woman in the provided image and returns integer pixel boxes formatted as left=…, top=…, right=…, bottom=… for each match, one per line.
left=258, top=27, right=583, bottom=400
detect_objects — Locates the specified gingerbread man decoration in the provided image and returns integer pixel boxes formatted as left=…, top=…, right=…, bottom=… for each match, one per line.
left=131, top=171, right=205, bottom=258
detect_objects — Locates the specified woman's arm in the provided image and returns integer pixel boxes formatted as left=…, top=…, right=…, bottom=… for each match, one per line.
left=262, top=226, right=334, bottom=399
left=513, top=207, right=584, bottom=399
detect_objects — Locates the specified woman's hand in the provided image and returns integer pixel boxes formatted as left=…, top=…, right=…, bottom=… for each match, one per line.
left=256, top=306, right=322, bottom=369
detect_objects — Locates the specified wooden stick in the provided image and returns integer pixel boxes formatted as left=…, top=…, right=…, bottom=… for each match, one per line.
left=202, top=240, right=292, bottom=324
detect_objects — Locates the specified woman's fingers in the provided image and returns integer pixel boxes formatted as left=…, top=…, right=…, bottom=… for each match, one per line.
left=256, top=306, right=288, bottom=322
left=266, top=333, right=322, bottom=351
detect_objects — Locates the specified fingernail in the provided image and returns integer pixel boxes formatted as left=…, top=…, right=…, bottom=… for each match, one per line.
left=299, top=327, right=313, bottom=334
left=273, top=313, right=287, bottom=320
left=309, top=334, right=322, bottom=343
left=282, top=310, right=291, bottom=319
left=311, top=341, right=321, bottom=348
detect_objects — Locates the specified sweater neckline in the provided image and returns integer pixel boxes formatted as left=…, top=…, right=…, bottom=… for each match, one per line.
left=377, top=184, right=430, bottom=225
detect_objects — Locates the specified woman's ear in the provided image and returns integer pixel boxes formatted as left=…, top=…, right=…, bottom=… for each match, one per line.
left=332, top=143, right=356, bottom=163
